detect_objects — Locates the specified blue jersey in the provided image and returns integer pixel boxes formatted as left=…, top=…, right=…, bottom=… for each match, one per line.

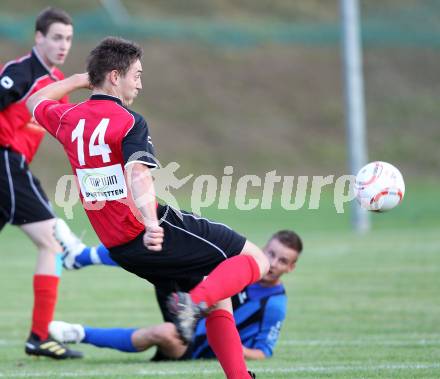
left=190, top=282, right=287, bottom=359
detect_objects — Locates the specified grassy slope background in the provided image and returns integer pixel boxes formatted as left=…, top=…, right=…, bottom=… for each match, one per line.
left=1, top=0, right=439, bottom=192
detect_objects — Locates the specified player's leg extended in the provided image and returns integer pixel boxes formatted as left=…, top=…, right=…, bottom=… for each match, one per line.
left=189, top=240, right=269, bottom=307
left=168, top=241, right=268, bottom=346
left=133, top=323, right=186, bottom=358
left=205, top=298, right=254, bottom=379
left=54, top=219, right=117, bottom=269
left=49, top=321, right=186, bottom=358
left=20, top=219, right=82, bottom=359
left=157, top=210, right=268, bottom=345
left=54, top=219, right=118, bottom=269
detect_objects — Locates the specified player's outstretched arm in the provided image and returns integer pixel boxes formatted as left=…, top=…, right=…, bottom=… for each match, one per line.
left=26, top=73, right=90, bottom=113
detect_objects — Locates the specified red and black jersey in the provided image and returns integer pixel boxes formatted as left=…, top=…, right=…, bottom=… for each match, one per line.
left=0, top=47, right=67, bottom=163
left=34, top=94, right=157, bottom=248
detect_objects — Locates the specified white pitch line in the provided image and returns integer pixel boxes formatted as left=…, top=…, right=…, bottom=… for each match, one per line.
left=1, top=363, right=440, bottom=377
left=2, top=338, right=440, bottom=348
left=278, top=339, right=440, bottom=346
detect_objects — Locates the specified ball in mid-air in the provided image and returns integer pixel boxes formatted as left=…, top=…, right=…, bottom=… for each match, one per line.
left=355, top=161, right=405, bottom=212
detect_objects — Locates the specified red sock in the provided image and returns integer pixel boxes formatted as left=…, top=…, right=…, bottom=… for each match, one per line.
left=190, top=255, right=260, bottom=307
left=31, top=275, right=59, bottom=340
left=206, top=309, right=250, bottom=379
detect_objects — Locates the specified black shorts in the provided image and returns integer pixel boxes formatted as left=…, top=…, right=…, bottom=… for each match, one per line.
left=0, top=147, right=55, bottom=231
left=109, top=205, right=246, bottom=290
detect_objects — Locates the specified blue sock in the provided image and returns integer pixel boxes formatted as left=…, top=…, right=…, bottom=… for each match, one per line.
left=75, top=244, right=119, bottom=267
left=96, top=244, right=118, bottom=266
left=83, top=327, right=138, bottom=352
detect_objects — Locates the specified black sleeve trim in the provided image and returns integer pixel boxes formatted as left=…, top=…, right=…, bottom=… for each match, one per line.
left=122, top=116, right=157, bottom=168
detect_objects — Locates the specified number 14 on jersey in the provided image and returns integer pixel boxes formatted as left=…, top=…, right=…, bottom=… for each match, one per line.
left=71, top=118, right=112, bottom=166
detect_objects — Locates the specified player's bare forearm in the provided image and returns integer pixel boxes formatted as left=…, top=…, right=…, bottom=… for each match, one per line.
left=242, top=346, right=266, bottom=360
left=26, top=73, right=90, bottom=113
left=128, top=163, right=158, bottom=225
left=126, top=162, right=164, bottom=251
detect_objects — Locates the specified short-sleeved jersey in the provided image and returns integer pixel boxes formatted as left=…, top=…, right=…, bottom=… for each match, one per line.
left=191, top=282, right=287, bottom=359
left=0, top=47, right=67, bottom=163
left=34, top=94, right=157, bottom=247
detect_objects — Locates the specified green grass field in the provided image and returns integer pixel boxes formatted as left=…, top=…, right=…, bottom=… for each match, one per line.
left=1, top=183, right=439, bottom=378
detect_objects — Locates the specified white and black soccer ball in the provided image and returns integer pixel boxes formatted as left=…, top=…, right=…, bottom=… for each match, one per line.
left=355, top=161, right=405, bottom=212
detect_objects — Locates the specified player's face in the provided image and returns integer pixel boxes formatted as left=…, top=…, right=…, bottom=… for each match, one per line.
left=119, top=60, right=143, bottom=106
left=260, top=238, right=299, bottom=286
left=35, top=22, right=73, bottom=67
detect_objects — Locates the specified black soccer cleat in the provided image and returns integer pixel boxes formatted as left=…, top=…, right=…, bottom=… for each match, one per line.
left=25, top=333, right=83, bottom=360
left=167, top=292, right=208, bottom=344
left=248, top=371, right=257, bottom=378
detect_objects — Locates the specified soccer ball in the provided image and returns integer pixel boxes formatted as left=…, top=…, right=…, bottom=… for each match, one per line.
left=354, top=161, right=405, bottom=212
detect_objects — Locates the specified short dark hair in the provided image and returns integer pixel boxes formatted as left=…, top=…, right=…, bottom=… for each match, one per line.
left=87, top=37, right=143, bottom=88
left=271, top=230, right=303, bottom=254
left=35, top=7, right=72, bottom=35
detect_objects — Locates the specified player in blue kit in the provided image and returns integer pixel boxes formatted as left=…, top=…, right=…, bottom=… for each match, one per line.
left=50, top=230, right=303, bottom=361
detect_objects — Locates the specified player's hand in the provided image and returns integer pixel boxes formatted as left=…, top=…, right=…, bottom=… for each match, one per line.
left=143, top=224, right=164, bottom=252
left=75, top=73, right=92, bottom=89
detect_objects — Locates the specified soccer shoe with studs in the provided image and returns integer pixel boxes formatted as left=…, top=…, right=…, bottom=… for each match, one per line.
left=167, top=291, right=208, bottom=344
left=25, top=333, right=83, bottom=359
left=53, top=219, right=86, bottom=270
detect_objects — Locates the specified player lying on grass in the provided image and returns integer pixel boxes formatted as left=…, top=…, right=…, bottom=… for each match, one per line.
left=27, top=36, right=270, bottom=378
left=50, top=230, right=303, bottom=361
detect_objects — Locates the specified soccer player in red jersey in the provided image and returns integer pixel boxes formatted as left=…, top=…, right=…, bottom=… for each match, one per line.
left=0, top=7, right=82, bottom=359
left=27, top=37, right=269, bottom=378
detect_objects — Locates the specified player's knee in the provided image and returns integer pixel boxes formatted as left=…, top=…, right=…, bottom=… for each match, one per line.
left=152, top=323, right=178, bottom=344
left=254, top=252, right=270, bottom=278
left=161, top=322, right=178, bottom=337
left=256, top=250, right=270, bottom=277
left=242, top=241, right=270, bottom=278
left=21, top=219, right=60, bottom=253
left=209, top=298, right=233, bottom=313
left=36, top=236, right=59, bottom=254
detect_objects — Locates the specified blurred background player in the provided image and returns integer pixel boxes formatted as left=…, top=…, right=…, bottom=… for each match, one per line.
left=50, top=230, right=303, bottom=361
left=0, top=7, right=82, bottom=359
